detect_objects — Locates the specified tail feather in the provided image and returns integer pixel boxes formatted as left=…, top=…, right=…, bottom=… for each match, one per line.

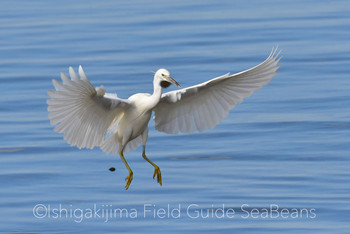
left=100, top=133, right=142, bottom=155
left=124, top=135, right=142, bottom=154
left=101, top=134, right=120, bottom=155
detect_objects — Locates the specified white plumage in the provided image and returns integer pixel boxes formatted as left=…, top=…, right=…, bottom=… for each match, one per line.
left=47, top=48, right=281, bottom=189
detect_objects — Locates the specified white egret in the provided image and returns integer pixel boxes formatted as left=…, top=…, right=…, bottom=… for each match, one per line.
left=47, top=48, right=281, bottom=190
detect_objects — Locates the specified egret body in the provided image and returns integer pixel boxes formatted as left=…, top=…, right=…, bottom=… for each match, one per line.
left=47, top=48, right=281, bottom=189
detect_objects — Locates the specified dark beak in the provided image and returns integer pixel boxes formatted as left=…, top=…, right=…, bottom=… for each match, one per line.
left=168, top=76, right=181, bottom=88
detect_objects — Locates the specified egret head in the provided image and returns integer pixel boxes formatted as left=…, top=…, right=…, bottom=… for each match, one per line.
left=155, top=68, right=181, bottom=88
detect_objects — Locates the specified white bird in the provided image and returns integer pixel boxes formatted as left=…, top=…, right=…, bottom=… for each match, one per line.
left=47, top=48, right=281, bottom=190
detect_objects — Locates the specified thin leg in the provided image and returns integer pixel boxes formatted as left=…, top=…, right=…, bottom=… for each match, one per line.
left=142, top=145, right=162, bottom=186
left=141, top=127, right=162, bottom=186
left=119, top=151, right=133, bottom=190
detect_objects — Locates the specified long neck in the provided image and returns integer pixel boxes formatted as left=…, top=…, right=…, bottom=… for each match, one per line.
left=149, top=79, right=162, bottom=109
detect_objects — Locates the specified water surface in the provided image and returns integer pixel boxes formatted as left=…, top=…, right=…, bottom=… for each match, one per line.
left=0, top=0, right=350, bottom=233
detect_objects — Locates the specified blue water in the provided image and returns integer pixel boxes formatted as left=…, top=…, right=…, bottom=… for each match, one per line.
left=1, top=0, right=350, bottom=232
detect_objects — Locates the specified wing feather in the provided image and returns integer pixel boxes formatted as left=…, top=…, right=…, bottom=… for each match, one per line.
left=47, top=66, right=130, bottom=149
left=154, top=48, right=281, bottom=134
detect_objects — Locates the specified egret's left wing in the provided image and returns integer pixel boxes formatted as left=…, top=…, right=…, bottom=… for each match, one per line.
left=47, top=66, right=130, bottom=149
left=153, top=48, right=281, bottom=134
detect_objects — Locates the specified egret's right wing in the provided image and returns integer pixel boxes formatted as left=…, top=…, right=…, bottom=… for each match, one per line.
left=47, top=66, right=130, bottom=149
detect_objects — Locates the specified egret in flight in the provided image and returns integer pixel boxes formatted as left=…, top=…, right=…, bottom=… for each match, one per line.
left=47, top=48, right=281, bottom=190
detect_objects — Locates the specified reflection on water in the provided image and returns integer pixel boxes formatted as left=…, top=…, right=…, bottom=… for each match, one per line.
left=0, top=148, right=23, bottom=153
left=170, top=156, right=233, bottom=161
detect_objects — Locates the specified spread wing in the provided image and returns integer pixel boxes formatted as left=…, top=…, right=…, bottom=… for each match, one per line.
left=153, top=48, right=281, bottom=134
left=47, top=66, right=130, bottom=149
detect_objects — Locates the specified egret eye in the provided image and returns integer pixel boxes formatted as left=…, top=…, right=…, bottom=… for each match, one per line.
left=161, top=73, right=165, bottom=77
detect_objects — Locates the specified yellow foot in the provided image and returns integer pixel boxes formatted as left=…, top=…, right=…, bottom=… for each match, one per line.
left=153, top=166, right=162, bottom=186
left=125, top=172, right=133, bottom=190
